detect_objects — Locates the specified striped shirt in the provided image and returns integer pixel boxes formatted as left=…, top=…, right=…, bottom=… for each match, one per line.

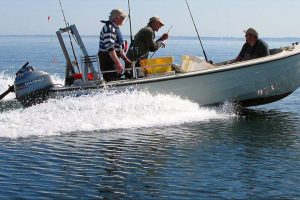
left=99, top=20, right=123, bottom=53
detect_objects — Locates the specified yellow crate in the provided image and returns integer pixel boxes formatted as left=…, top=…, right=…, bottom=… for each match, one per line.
left=140, top=56, right=174, bottom=74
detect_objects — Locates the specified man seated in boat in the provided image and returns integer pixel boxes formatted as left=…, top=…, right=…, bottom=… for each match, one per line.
left=235, top=27, right=270, bottom=62
left=126, top=16, right=169, bottom=77
left=98, top=9, right=132, bottom=82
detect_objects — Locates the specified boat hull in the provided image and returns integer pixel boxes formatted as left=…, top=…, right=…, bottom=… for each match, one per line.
left=49, top=47, right=300, bottom=107
left=137, top=52, right=300, bottom=106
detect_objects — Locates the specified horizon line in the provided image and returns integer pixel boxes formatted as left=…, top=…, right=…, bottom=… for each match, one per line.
left=0, top=34, right=300, bottom=40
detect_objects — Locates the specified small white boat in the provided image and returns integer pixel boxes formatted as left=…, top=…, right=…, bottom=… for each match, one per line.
left=1, top=25, right=300, bottom=107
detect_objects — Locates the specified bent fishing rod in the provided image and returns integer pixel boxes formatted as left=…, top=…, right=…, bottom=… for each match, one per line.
left=58, top=0, right=80, bottom=72
left=185, top=0, right=209, bottom=62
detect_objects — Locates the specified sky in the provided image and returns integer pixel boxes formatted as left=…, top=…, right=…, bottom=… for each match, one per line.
left=0, top=0, right=300, bottom=37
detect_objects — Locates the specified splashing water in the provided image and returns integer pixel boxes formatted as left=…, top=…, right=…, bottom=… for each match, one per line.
left=0, top=89, right=235, bottom=138
left=0, top=73, right=236, bottom=138
left=0, top=72, right=15, bottom=100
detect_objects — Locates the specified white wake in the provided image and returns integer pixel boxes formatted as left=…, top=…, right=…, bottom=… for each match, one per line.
left=0, top=73, right=235, bottom=138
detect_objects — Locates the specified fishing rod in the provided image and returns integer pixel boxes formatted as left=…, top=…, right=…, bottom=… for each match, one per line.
left=185, top=0, right=209, bottom=62
left=150, top=25, right=173, bottom=59
left=127, top=0, right=134, bottom=44
left=127, top=0, right=140, bottom=62
left=58, top=0, right=80, bottom=72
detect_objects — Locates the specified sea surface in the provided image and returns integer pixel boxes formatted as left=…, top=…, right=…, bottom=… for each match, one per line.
left=0, top=35, right=300, bottom=199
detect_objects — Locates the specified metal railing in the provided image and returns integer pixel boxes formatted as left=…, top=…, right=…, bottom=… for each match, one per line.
left=80, top=55, right=140, bottom=82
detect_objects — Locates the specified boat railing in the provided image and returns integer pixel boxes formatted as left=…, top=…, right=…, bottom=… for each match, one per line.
left=81, top=55, right=139, bottom=82
left=57, top=24, right=102, bottom=85
left=81, top=55, right=103, bottom=82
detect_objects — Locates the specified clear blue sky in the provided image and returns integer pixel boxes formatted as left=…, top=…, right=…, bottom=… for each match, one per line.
left=1, top=0, right=300, bottom=37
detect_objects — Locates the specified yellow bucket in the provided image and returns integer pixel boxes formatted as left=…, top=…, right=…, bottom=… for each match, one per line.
left=140, top=56, right=174, bottom=74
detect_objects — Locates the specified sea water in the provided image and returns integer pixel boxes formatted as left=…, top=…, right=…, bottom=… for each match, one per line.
left=0, top=35, right=300, bottom=199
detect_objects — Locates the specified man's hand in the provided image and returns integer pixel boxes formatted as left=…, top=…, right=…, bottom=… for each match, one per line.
left=109, top=50, right=124, bottom=74
left=125, top=58, right=132, bottom=66
left=160, top=33, right=169, bottom=41
left=157, top=41, right=166, bottom=48
left=115, top=63, right=124, bottom=74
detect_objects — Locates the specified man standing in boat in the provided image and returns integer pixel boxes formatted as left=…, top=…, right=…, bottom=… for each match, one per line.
left=236, top=27, right=270, bottom=62
left=98, top=9, right=132, bottom=81
left=126, top=16, right=169, bottom=76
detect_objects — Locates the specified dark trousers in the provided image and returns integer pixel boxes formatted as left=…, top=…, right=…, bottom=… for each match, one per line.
left=98, top=51, right=119, bottom=82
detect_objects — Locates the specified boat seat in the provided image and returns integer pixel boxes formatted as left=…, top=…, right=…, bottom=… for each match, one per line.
left=269, top=48, right=283, bottom=55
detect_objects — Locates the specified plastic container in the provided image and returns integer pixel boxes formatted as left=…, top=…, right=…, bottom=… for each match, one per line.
left=140, top=56, right=174, bottom=74
left=181, top=55, right=214, bottom=72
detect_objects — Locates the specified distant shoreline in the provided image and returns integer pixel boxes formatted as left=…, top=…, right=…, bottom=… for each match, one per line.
left=0, top=35, right=299, bottom=41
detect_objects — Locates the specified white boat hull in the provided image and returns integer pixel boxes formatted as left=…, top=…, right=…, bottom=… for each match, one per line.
left=138, top=51, right=300, bottom=106
left=50, top=44, right=300, bottom=107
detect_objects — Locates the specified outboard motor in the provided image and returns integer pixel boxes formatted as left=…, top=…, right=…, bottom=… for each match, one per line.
left=14, top=62, right=54, bottom=107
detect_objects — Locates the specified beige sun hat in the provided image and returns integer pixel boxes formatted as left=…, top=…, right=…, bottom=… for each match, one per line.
left=149, top=16, right=165, bottom=26
left=109, top=9, right=128, bottom=20
left=244, top=27, right=259, bottom=37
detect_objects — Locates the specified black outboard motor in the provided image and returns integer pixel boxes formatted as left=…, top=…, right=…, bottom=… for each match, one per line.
left=14, top=62, right=54, bottom=107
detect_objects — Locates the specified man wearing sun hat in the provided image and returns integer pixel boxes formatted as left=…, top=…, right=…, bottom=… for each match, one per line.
left=98, top=9, right=132, bottom=81
left=236, top=27, right=270, bottom=62
left=126, top=16, right=169, bottom=77
left=127, top=16, right=169, bottom=61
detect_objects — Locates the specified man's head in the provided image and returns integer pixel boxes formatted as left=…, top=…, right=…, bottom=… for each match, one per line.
left=109, top=9, right=127, bottom=26
left=244, top=28, right=259, bottom=45
left=148, top=16, right=164, bottom=32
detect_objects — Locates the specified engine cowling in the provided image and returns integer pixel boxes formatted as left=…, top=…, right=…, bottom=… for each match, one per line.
left=14, top=66, right=54, bottom=107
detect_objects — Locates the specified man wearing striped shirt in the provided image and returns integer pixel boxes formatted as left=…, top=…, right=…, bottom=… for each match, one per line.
left=98, top=9, right=132, bottom=81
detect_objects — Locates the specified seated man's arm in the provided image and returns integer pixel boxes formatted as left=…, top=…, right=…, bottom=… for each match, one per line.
left=236, top=43, right=247, bottom=61
left=254, top=40, right=270, bottom=58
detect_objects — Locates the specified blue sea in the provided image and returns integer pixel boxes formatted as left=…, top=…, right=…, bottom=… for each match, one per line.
left=0, top=34, right=300, bottom=199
